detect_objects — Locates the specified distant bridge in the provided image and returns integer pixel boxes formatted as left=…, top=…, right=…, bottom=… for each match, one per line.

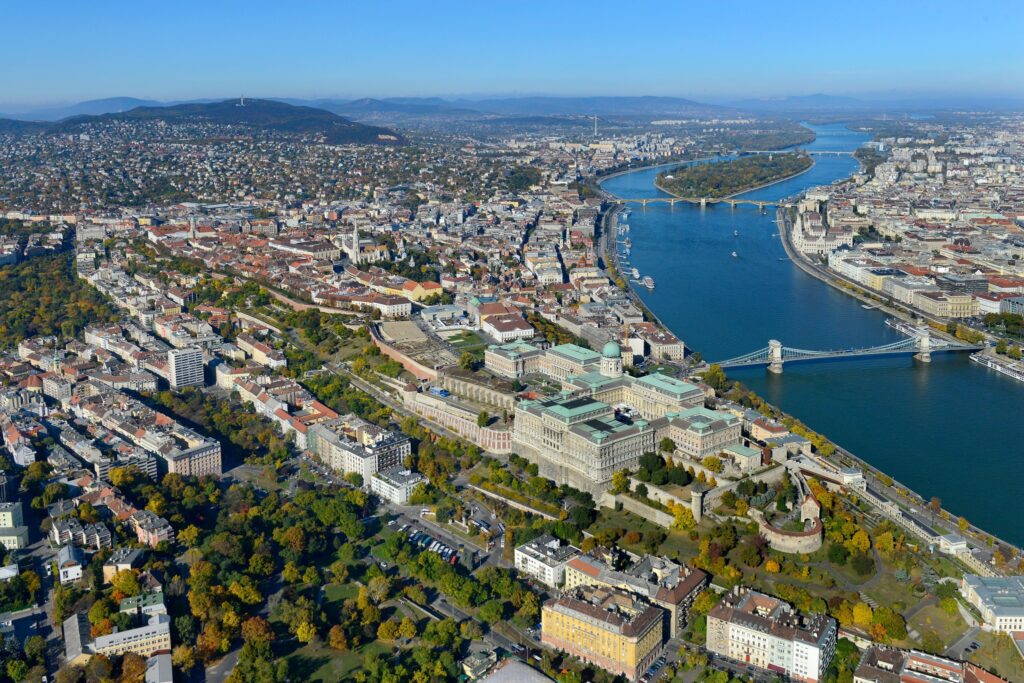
left=712, top=329, right=981, bottom=374
left=744, top=150, right=854, bottom=156
left=613, top=197, right=775, bottom=210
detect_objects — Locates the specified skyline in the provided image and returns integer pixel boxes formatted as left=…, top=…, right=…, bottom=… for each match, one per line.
left=2, top=0, right=1022, bottom=108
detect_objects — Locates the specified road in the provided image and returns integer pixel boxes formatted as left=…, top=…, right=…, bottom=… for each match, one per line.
left=945, top=625, right=980, bottom=659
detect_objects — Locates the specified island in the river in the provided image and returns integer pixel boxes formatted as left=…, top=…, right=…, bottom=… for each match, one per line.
left=656, top=152, right=813, bottom=198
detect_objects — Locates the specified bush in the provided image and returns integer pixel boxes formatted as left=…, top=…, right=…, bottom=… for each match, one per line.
left=827, top=544, right=850, bottom=566
left=851, top=553, right=875, bottom=576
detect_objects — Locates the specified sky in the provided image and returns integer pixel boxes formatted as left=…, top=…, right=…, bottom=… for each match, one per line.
left=1, top=0, right=1022, bottom=108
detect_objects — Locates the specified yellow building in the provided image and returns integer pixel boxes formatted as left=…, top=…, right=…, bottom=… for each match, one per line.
left=542, top=585, right=662, bottom=680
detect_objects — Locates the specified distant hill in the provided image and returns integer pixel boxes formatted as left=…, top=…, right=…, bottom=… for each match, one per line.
left=732, top=94, right=867, bottom=112
left=50, top=99, right=403, bottom=144
left=327, top=97, right=481, bottom=116
left=0, top=118, right=48, bottom=134
left=2, top=97, right=165, bottom=122
left=452, top=95, right=730, bottom=117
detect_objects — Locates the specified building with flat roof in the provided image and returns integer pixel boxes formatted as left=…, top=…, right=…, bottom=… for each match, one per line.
left=514, top=534, right=580, bottom=588
left=542, top=585, right=663, bottom=681
left=307, top=418, right=411, bottom=482
left=664, top=407, right=743, bottom=460
left=512, top=343, right=706, bottom=493
left=483, top=340, right=544, bottom=379
left=564, top=554, right=708, bottom=638
left=64, top=612, right=172, bottom=666
left=167, top=347, right=203, bottom=389
left=707, top=586, right=837, bottom=683
left=0, top=501, right=28, bottom=550
left=960, top=575, right=1024, bottom=634
left=370, top=467, right=425, bottom=504
left=513, top=393, right=655, bottom=494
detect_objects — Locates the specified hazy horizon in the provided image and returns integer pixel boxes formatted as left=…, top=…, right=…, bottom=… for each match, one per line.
left=2, top=0, right=1022, bottom=110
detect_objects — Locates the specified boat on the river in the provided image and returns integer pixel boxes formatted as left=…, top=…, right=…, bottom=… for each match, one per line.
left=731, top=251, right=738, bottom=258
left=642, top=276, right=655, bottom=289
left=631, top=267, right=640, bottom=279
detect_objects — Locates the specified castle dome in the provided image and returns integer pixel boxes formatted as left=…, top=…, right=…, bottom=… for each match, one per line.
left=601, top=341, right=621, bottom=359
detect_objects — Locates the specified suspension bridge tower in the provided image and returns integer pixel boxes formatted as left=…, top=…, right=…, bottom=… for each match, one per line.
left=768, top=339, right=784, bottom=374
left=914, top=329, right=932, bottom=363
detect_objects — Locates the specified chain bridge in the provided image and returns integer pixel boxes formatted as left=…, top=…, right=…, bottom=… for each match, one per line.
left=712, top=326, right=982, bottom=374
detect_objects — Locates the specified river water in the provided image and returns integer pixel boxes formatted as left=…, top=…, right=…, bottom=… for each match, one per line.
left=601, top=124, right=1024, bottom=546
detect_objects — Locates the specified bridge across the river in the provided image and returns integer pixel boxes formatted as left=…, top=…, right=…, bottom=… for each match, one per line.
left=613, top=197, right=775, bottom=209
left=712, top=329, right=981, bottom=374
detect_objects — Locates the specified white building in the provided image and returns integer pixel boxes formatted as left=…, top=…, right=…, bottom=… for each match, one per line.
left=370, top=467, right=425, bottom=505
left=0, top=502, right=28, bottom=550
left=960, top=575, right=1024, bottom=633
left=514, top=535, right=580, bottom=588
left=707, top=587, right=837, bottom=683
left=167, top=348, right=204, bottom=389
left=57, top=545, right=85, bottom=585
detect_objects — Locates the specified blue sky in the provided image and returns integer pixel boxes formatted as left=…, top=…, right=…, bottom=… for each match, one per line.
left=1, top=0, right=1021, bottom=107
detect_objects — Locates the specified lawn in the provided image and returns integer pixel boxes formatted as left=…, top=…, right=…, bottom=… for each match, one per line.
left=285, top=640, right=391, bottom=682
left=968, top=631, right=1024, bottom=681
left=442, top=330, right=488, bottom=350
left=323, top=582, right=359, bottom=605
left=861, top=571, right=919, bottom=612
left=908, top=603, right=968, bottom=649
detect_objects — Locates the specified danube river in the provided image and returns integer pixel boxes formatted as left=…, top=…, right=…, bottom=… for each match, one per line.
left=602, top=123, right=1024, bottom=547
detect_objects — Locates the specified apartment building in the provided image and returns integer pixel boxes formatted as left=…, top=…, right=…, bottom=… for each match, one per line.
left=542, top=585, right=663, bottom=681
left=706, top=587, right=837, bottom=683
left=370, top=467, right=425, bottom=504
left=514, top=535, right=581, bottom=588
left=563, top=554, right=708, bottom=638
left=167, top=347, right=204, bottom=389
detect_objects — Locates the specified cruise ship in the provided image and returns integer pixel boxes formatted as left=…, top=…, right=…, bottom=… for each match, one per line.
left=642, top=276, right=655, bottom=289
left=971, top=352, right=1024, bottom=383
left=631, top=267, right=640, bottom=280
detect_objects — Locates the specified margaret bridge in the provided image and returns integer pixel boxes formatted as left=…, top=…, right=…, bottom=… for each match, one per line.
left=711, top=324, right=983, bottom=374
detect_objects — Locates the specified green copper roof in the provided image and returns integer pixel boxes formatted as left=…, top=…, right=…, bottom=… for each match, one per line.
left=549, top=343, right=601, bottom=364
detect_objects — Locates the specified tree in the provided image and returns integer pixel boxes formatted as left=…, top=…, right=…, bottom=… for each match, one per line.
left=328, top=625, right=349, bottom=651
left=851, top=553, right=876, bottom=577
left=702, top=364, right=728, bottom=392
left=241, top=617, right=275, bottom=646
left=399, top=616, right=417, bottom=640
left=764, top=559, right=780, bottom=573
left=458, top=352, right=476, bottom=371
left=119, top=653, right=147, bottom=683
left=172, top=645, right=196, bottom=671
left=610, top=470, right=630, bottom=495
left=853, top=601, right=873, bottom=630
left=377, top=620, right=400, bottom=641
left=476, top=410, right=490, bottom=428
left=668, top=502, right=696, bottom=531
left=6, top=660, right=28, bottom=683
left=635, top=483, right=648, bottom=499
left=296, top=621, right=318, bottom=644
left=701, top=455, right=723, bottom=473
left=847, top=529, right=871, bottom=555
left=23, top=635, right=45, bottom=666
left=659, top=437, right=676, bottom=453
left=958, top=516, right=969, bottom=532
left=111, top=570, right=141, bottom=598
left=929, top=496, right=942, bottom=515
left=178, top=524, right=202, bottom=548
